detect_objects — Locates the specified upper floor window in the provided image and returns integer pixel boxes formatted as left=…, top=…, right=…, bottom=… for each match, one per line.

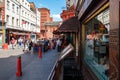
left=17, top=7, right=19, bottom=14
left=12, top=17, right=14, bottom=26
left=7, top=0, right=10, bottom=10
left=6, top=15, right=9, bottom=25
left=22, top=10, right=24, bottom=15
left=25, top=12, right=27, bottom=16
left=16, top=19, right=19, bottom=26
left=12, top=4, right=15, bottom=12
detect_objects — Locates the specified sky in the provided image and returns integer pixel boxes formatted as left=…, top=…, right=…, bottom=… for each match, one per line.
left=28, top=0, right=66, bottom=21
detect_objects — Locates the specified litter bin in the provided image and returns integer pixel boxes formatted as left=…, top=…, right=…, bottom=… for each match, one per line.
left=3, top=43, right=8, bottom=50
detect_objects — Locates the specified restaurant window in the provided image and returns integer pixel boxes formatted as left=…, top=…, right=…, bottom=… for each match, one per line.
left=84, top=8, right=109, bottom=80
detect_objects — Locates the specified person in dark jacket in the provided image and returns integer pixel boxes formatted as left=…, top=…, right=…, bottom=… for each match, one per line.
left=29, top=40, right=33, bottom=51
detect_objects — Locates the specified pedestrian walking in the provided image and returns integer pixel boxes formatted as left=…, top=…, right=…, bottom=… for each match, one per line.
left=52, top=39, right=56, bottom=49
left=23, top=39, right=29, bottom=53
left=18, top=37, right=23, bottom=48
left=56, top=38, right=62, bottom=52
left=14, top=39, right=17, bottom=47
left=28, top=40, right=33, bottom=52
left=11, top=38, right=15, bottom=49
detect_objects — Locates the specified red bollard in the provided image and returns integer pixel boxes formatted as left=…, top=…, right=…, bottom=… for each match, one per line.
left=38, top=47, right=42, bottom=58
left=16, top=56, right=22, bottom=77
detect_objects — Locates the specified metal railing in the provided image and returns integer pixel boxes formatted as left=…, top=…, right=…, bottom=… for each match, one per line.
left=47, top=60, right=58, bottom=80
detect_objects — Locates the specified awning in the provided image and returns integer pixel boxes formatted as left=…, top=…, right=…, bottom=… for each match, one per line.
left=10, top=32, right=29, bottom=35
left=53, top=30, right=60, bottom=34
left=57, top=16, right=80, bottom=33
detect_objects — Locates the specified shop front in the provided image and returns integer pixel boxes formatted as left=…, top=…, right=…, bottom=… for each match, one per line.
left=49, top=16, right=81, bottom=80
left=0, top=21, right=6, bottom=47
left=56, top=16, right=80, bottom=61
left=6, top=29, right=30, bottom=44
left=83, top=8, right=109, bottom=80
left=77, top=0, right=120, bottom=80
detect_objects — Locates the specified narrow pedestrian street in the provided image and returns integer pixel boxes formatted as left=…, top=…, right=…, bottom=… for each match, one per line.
left=1, top=0, right=118, bottom=79
left=0, top=48, right=59, bottom=80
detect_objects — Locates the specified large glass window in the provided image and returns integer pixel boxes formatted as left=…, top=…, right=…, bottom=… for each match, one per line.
left=84, top=8, right=109, bottom=80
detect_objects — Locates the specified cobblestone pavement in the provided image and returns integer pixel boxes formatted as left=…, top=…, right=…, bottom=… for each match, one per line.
left=0, top=48, right=59, bottom=80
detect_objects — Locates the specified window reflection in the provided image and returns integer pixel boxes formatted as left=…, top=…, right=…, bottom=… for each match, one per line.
left=84, top=8, right=109, bottom=79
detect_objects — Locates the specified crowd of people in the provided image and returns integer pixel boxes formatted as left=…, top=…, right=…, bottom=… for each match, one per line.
left=56, top=36, right=70, bottom=52
left=10, top=37, right=33, bottom=53
left=10, top=35, right=70, bottom=54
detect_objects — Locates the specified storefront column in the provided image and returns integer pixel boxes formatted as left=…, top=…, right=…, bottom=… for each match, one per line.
left=110, top=0, right=120, bottom=79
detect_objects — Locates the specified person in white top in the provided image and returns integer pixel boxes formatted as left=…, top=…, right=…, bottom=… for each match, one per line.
left=18, top=37, right=23, bottom=48
left=56, top=38, right=62, bottom=52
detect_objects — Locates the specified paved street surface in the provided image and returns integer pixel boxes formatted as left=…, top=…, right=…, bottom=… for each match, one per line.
left=0, top=48, right=59, bottom=80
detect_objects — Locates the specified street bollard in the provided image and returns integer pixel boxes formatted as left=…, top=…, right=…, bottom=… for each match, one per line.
left=16, top=56, right=22, bottom=77
left=38, top=47, right=42, bottom=58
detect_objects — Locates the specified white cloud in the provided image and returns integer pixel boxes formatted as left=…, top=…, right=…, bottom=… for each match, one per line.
left=51, top=14, right=62, bottom=21
left=38, top=3, right=47, bottom=7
